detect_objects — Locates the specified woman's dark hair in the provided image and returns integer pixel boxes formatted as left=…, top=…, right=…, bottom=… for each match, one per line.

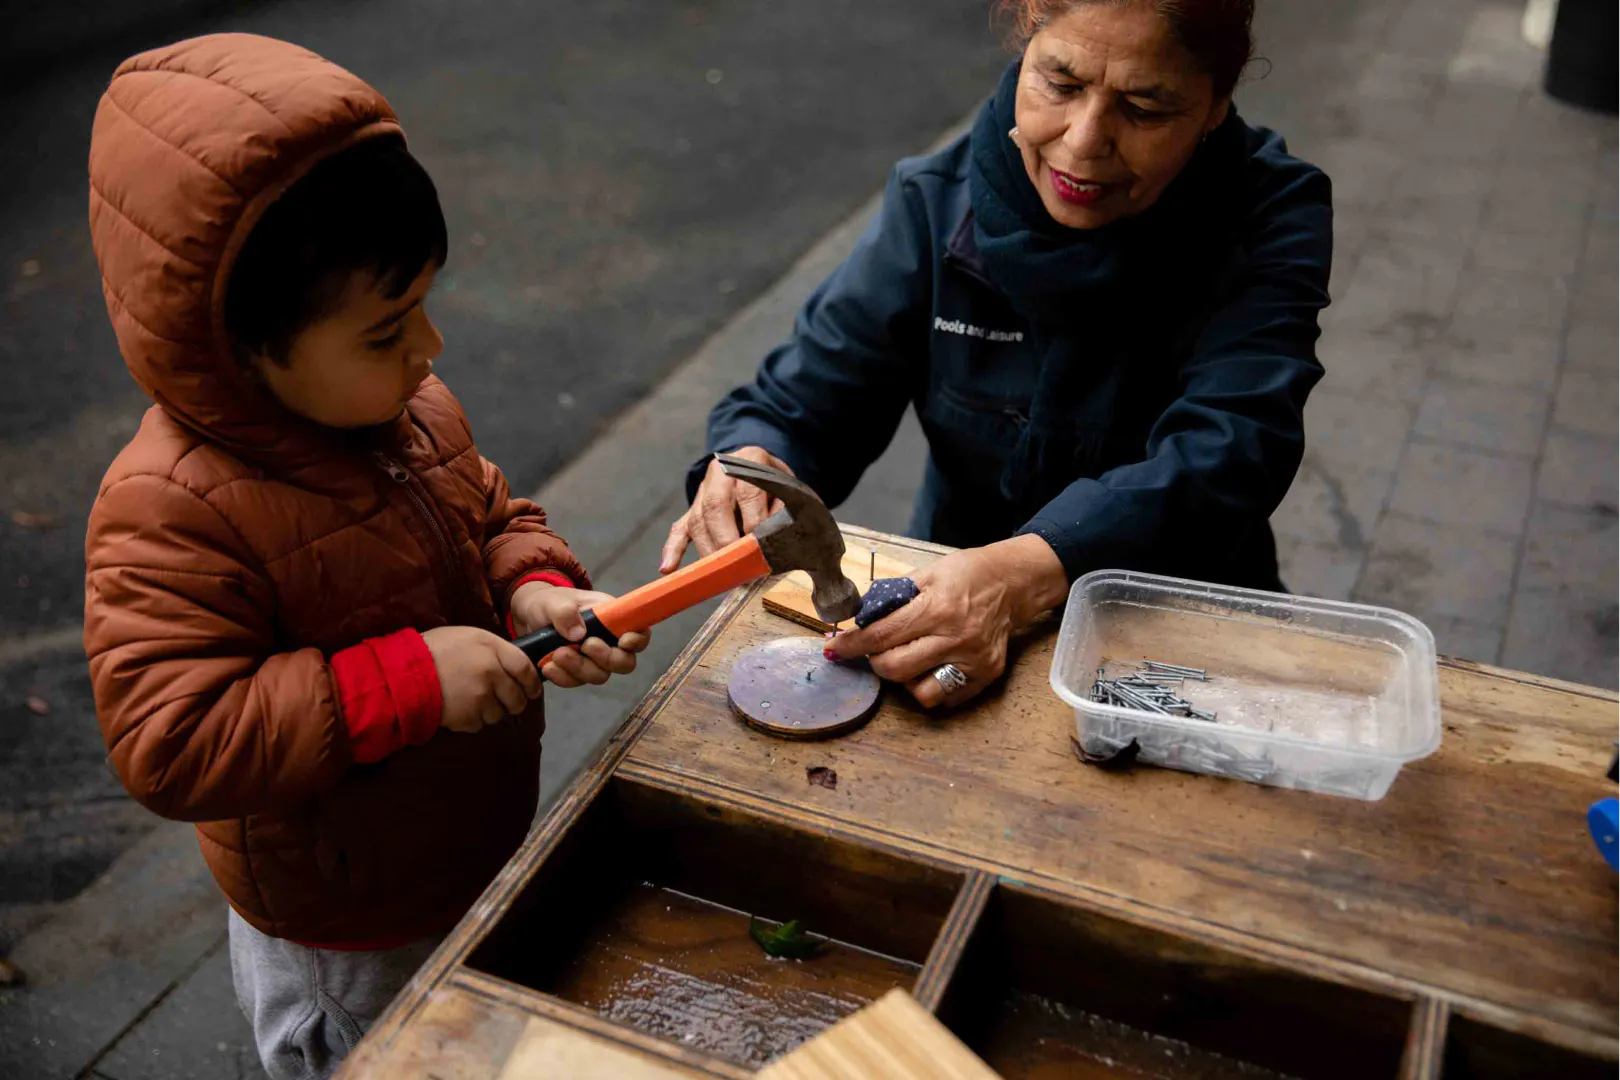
left=224, top=136, right=448, bottom=364
left=997, top=0, right=1257, bottom=100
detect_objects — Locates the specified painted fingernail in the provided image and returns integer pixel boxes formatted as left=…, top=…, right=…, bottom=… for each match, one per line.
left=823, top=648, right=839, bottom=661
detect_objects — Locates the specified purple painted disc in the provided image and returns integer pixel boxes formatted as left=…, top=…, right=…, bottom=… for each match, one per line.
left=727, top=637, right=881, bottom=740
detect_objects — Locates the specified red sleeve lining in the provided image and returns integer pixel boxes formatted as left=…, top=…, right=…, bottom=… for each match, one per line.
left=331, top=628, right=443, bottom=764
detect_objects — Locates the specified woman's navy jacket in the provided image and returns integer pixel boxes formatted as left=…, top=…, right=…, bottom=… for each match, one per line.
left=694, top=117, right=1332, bottom=591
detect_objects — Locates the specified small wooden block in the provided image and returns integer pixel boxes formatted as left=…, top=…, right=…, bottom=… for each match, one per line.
left=762, top=550, right=916, bottom=632
left=757, top=989, right=1002, bottom=1080
left=496, top=1015, right=696, bottom=1079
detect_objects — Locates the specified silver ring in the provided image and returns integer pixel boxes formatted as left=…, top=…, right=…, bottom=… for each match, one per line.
left=933, top=663, right=969, bottom=696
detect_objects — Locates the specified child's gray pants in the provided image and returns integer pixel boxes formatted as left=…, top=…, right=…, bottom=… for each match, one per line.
left=227, top=907, right=442, bottom=1080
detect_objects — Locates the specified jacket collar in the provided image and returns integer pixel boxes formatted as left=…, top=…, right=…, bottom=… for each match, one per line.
left=944, top=209, right=998, bottom=292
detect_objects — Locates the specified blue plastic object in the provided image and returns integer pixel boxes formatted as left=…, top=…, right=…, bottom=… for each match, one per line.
left=1589, top=798, right=1618, bottom=870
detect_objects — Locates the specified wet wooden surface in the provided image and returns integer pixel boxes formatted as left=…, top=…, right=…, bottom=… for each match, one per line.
left=546, top=884, right=921, bottom=1069
left=969, top=989, right=1298, bottom=1080
left=623, top=527, right=1618, bottom=1047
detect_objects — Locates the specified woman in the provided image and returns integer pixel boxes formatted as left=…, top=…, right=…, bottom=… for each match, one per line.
left=662, top=0, right=1331, bottom=710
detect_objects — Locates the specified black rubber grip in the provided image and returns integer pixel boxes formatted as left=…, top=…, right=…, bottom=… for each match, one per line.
left=515, top=609, right=620, bottom=664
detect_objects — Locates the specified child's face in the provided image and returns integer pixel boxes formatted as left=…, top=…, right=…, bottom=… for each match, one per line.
left=251, top=263, right=443, bottom=429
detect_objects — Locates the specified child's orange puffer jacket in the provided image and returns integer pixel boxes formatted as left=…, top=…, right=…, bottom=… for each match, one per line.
left=83, top=33, right=588, bottom=945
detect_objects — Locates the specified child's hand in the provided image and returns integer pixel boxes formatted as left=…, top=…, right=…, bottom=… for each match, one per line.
left=421, top=626, right=542, bottom=733
left=509, top=582, right=650, bottom=688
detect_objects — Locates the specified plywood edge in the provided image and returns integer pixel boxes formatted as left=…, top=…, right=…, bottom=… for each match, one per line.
left=1440, top=655, right=1620, bottom=703
left=911, top=870, right=995, bottom=1013
left=1398, top=998, right=1449, bottom=1080
left=455, top=969, right=752, bottom=1079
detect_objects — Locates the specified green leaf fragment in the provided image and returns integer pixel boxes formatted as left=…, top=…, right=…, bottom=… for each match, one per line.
left=748, top=916, right=822, bottom=959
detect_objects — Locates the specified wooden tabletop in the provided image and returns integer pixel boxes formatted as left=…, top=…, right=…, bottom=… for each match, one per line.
left=621, top=527, right=1618, bottom=1052
left=342, top=525, right=1618, bottom=1077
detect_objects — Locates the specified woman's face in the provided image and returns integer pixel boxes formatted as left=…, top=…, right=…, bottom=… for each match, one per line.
left=1014, top=2, right=1230, bottom=229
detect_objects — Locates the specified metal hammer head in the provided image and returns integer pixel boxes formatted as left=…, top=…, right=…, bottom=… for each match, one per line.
left=716, top=453, right=861, bottom=624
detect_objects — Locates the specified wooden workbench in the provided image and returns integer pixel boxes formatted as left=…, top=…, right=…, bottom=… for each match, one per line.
left=340, top=527, right=1618, bottom=1079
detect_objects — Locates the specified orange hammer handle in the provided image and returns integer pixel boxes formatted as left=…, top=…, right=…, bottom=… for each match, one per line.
left=592, top=533, right=771, bottom=637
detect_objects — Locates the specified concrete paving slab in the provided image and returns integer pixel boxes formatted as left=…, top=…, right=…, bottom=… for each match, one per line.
left=1569, top=267, right=1619, bottom=329
left=0, top=821, right=220, bottom=1080
left=1512, top=84, right=1620, bottom=161
left=1422, top=614, right=1507, bottom=665
left=1350, top=227, right=1469, bottom=318
left=1328, top=265, right=1457, bottom=344
left=1314, top=327, right=1433, bottom=401
left=1308, top=136, right=1406, bottom=208
left=1432, top=325, right=1563, bottom=389
left=1452, top=269, right=1573, bottom=334
left=1413, top=375, right=1551, bottom=455
left=1502, top=586, right=1620, bottom=689
left=1271, top=455, right=1391, bottom=552
left=1354, top=513, right=1517, bottom=626
left=1387, top=440, right=1535, bottom=534
left=1562, top=317, right=1620, bottom=374
left=1467, top=225, right=1588, bottom=278
left=1516, top=498, right=1620, bottom=599
left=1519, top=501, right=1620, bottom=595
left=1276, top=536, right=1365, bottom=602
left=1479, top=178, right=1594, bottom=244
left=1551, top=369, right=1620, bottom=438
left=1446, top=1, right=1543, bottom=88
left=1536, top=430, right=1620, bottom=508
left=1421, top=82, right=1527, bottom=161
left=94, top=942, right=265, bottom=1080
left=1304, top=387, right=1418, bottom=472
left=1581, top=226, right=1620, bottom=278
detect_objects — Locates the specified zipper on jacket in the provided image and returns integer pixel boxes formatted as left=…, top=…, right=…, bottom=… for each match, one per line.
left=373, top=452, right=462, bottom=618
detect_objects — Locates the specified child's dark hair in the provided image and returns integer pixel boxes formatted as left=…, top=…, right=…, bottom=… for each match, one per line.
left=225, top=136, right=448, bottom=365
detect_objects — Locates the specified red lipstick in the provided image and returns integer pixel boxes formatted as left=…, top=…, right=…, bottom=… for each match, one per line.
left=1048, top=166, right=1113, bottom=207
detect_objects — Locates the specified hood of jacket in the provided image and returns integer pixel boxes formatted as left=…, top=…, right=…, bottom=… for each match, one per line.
left=88, top=33, right=406, bottom=468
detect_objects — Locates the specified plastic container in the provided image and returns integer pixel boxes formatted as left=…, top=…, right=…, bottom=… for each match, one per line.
left=1050, top=570, right=1441, bottom=800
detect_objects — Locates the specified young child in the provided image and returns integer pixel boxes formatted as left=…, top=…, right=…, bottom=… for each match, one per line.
left=82, top=33, right=645, bottom=1079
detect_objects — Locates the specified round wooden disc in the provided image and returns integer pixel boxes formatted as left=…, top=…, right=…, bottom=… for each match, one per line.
left=727, top=637, right=881, bottom=740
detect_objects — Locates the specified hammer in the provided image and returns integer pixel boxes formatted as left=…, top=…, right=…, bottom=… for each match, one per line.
left=514, top=453, right=861, bottom=665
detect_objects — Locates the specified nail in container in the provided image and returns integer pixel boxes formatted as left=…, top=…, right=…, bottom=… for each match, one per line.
left=1050, top=570, right=1441, bottom=800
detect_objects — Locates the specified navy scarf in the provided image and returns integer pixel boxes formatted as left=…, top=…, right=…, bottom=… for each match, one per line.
left=965, top=60, right=1244, bottom=503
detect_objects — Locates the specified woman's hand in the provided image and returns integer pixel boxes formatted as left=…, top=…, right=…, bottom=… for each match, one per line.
left=826, top=535, right=1068, bottom=708
left=660, top=446, right=793, bottom=572
left=508, top=582, right=650, bottom=688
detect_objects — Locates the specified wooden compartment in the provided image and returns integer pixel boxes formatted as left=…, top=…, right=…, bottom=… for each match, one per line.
left=936, top=883, right=1412, bottom=1080
left=1441, top=1012, right=1613, bottom=1078
left=466, top=776, right=964, bottom=1069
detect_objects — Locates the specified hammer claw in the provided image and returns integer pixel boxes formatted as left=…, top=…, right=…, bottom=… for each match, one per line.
left=714, top=452, right=861, bottom=624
